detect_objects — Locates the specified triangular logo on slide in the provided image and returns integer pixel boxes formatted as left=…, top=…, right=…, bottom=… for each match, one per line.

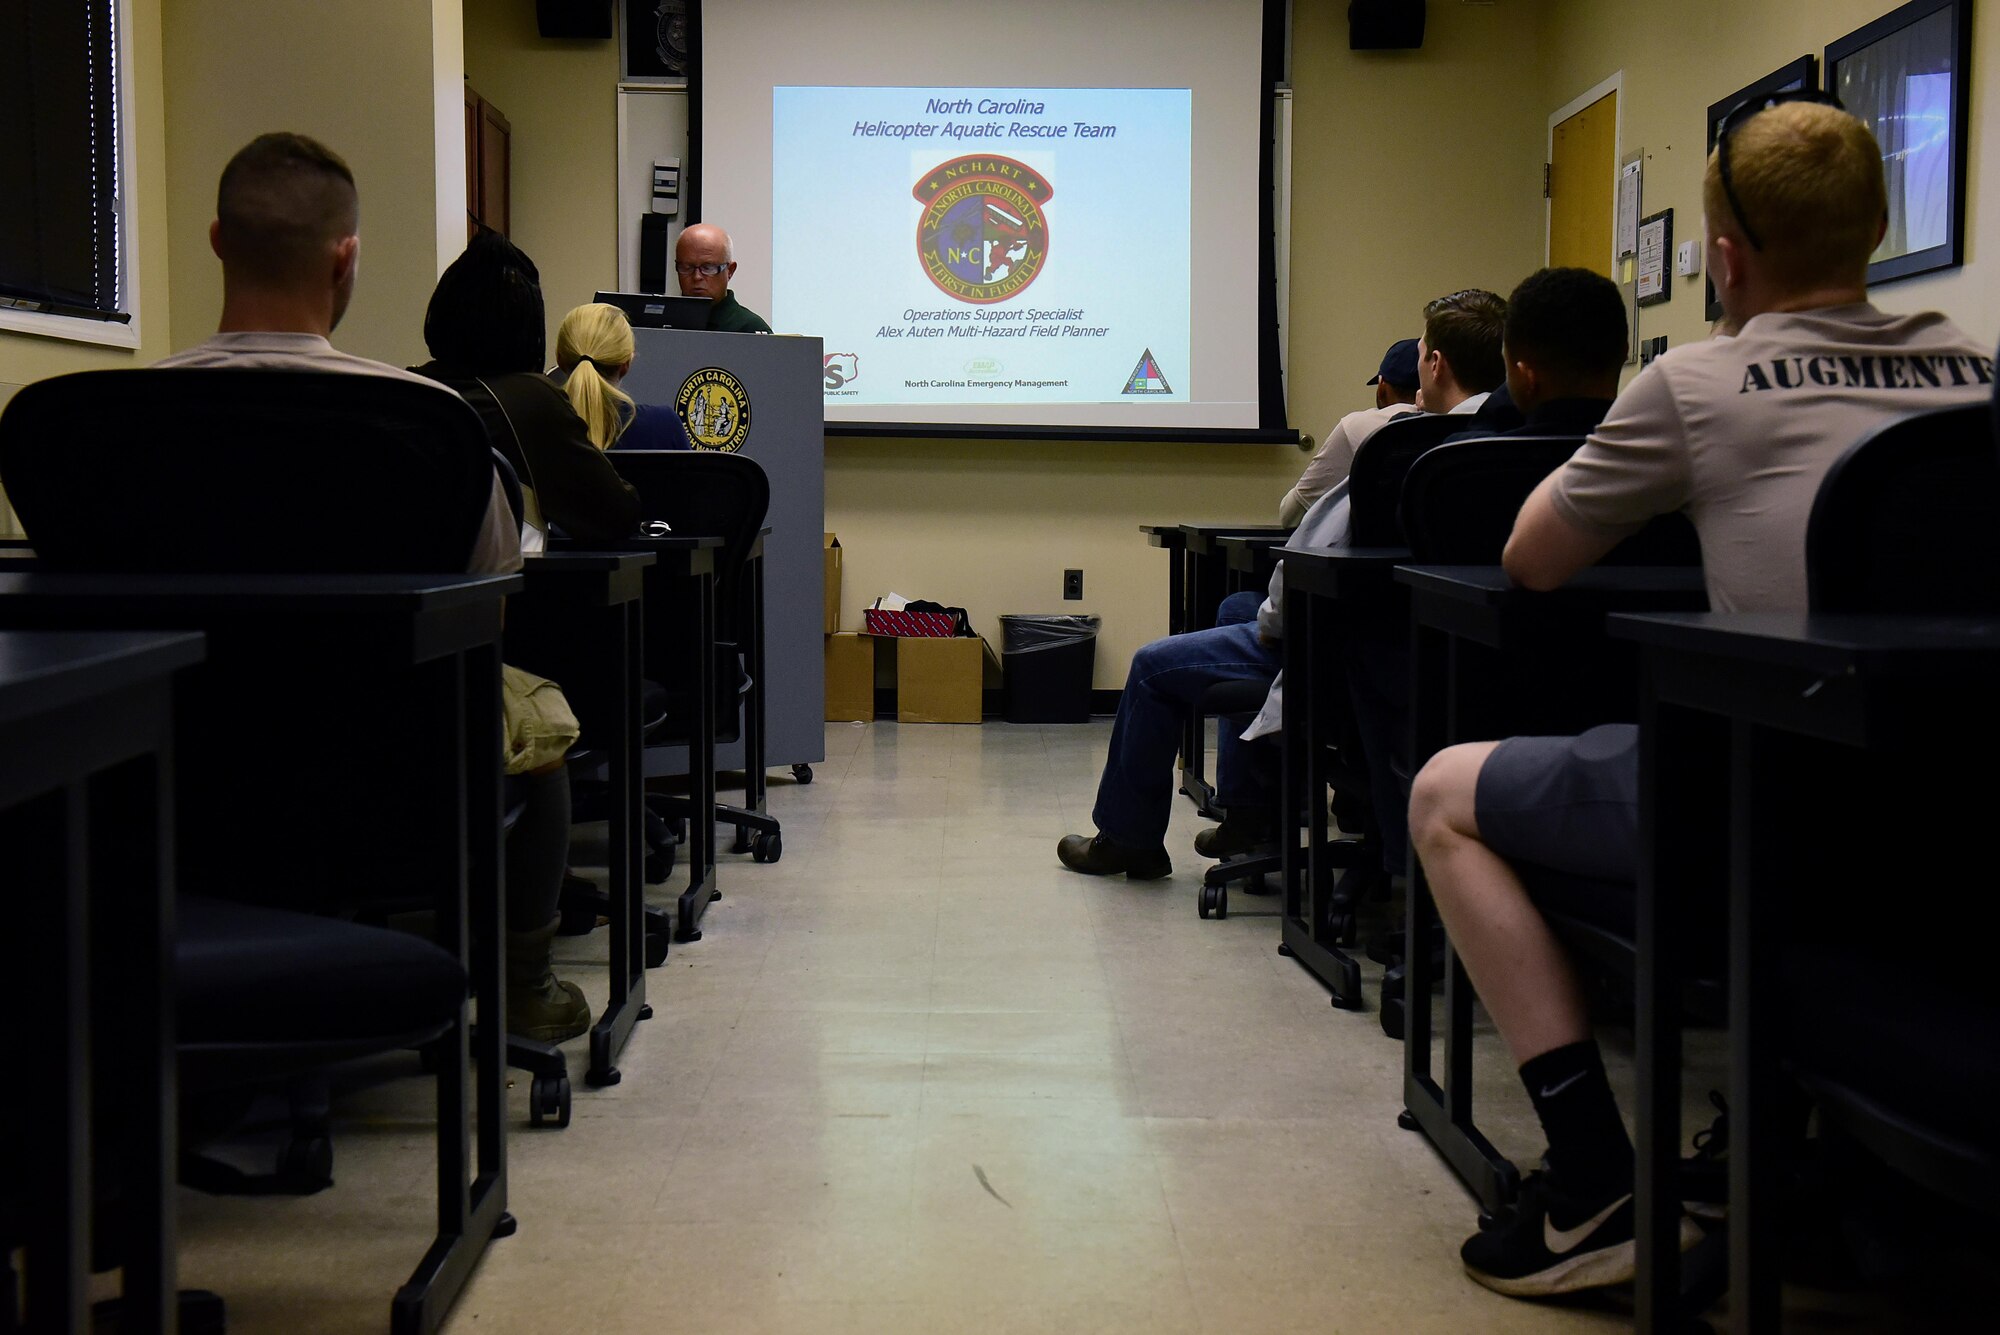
left=1122, top=349, right=1173, bottom=395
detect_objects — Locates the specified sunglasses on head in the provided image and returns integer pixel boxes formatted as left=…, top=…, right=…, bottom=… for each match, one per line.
left=1715, top=88, right=1846, bottom=251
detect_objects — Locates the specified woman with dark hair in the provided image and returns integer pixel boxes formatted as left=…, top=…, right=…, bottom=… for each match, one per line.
left=415, top=230, right=640, bottom=547
left=413, top=230, right=635, bottom=1045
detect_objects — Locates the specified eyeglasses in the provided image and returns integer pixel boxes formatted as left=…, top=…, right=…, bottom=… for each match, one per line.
left=1714, top=88, right=1845, bottom=251
left=675, top=261, right=730, bottom=278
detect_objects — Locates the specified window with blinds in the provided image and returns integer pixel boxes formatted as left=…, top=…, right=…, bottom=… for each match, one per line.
left=0, top=0, right=126, bottom=323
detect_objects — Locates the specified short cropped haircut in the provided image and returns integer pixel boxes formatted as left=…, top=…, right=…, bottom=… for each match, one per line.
left=1504, top=268, right=1629, bottom=383
left=1702, top=101, right=1887, bottom=290
left=1422, top=289, right=1508, bottom=394
left=215, top=132, right=358, bottom=284
left=423, top=229, right=546, bottom=373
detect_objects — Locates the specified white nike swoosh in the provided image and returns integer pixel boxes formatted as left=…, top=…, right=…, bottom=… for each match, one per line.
left=1539, top=1071, right=1587, bottom=1099
left=1543, top=1194, right=1631, bottom=1255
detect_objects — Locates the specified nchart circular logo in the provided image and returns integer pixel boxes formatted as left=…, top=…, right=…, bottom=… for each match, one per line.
left=676, top=367, right=751, bottom=452
left=912, top=154, right=1053, bottom=304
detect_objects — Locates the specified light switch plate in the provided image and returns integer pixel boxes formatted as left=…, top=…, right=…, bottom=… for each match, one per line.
left=1675, top=239, right=1700, bottom=277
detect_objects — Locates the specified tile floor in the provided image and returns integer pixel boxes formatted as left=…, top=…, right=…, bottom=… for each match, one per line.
left=172, top=721, right=1951, bottom=1332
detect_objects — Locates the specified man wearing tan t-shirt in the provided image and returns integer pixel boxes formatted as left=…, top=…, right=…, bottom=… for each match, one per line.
left=1405, top=100, right=1994, bottom=1300
left=156, top=132, right=520, bottom=577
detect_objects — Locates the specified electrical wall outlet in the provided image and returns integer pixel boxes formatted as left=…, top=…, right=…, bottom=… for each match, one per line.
left=1063, top=569, right=1083, bottom=600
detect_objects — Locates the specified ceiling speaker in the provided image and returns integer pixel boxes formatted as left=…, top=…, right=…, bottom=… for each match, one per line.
left=1348, top=0, right=1427, bottom=51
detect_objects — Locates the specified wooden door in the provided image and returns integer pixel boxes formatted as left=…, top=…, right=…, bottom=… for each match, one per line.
left=478, top=100, right=511, bottom=238
left=464, top=85, right=481, bottom=239
left=1549, top=91, right=1616, bottom=275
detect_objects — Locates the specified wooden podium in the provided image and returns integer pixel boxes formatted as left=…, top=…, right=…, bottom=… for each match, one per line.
left=622, top=326, right=826, bottom=777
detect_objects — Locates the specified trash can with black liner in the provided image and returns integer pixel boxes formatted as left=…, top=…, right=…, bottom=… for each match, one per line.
left=999, top=614, right=1100, bottom=724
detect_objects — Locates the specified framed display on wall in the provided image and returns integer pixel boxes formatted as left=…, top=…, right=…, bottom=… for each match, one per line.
left=1704, top=55, right=1817, bottom=322
left=1826, top=0, right=1973, bottom=286
left=623, top=0, right=693, bottom=84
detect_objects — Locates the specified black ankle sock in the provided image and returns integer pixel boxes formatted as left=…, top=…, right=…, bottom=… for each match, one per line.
left=1519, top=1041, right=1632, bottom=1202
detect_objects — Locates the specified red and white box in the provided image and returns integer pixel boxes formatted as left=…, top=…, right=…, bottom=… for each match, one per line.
left=863, top=608, right=958, bottom=637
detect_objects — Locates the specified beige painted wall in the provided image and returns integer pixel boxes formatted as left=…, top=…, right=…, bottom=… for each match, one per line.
left=160, top=0, right=467, bottom=369
left=835, top=3, right=1551, bottom=684
left=1285, top=1, right=1549, bottom=446
left=1539, top=0, right=1999, bottom=350
left=462, top=0, right=621, bottom=360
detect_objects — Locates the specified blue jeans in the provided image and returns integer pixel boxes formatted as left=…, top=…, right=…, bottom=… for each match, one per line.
left=1092, top=590, right=1281, bottom=849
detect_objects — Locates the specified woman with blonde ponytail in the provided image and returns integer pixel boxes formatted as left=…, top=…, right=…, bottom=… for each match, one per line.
left=554, top=303, right=692, bottom=452
left=555, top=303, right=637, bottom=448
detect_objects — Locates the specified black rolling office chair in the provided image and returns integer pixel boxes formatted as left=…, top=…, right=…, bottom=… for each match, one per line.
left=1807, top=403, right=2000, bottom=613
left=1780, top=402, right=2000, bottom=1216
left=1387, top=432, right=1708, bottom=1028
left=0, top=369, right=493, bottom=1319
left=1346, top=412, right=1499, bottom=547
left=1195, top=420, right=1477, bottom=921
left=595, top=449, right=783, bottom=868
left=0, top=366, right=569, bottom=1124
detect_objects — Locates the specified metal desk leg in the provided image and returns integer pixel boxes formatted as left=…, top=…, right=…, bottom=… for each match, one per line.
left=1399, top=619, right=1518, bottom=1214
left=589, top=597, right=654, bottom=1087
left=393, top=643, right=512, bottom=1335
left=676, top=569, right=721, bottom=942
left=1729, top=721, right=1788, bottom=1334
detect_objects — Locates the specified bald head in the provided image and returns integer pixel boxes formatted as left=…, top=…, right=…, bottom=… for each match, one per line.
left=675, top=223, right=738, bottom=302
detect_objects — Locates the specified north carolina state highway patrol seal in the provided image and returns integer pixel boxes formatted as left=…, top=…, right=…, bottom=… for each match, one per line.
left=912, top=154, right=1053, bottom=304
left=676, top=367, right=751, bottom=452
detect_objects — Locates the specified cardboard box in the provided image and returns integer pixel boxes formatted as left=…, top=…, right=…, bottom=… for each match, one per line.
left=824, top=631, right=874, bottom=722
left=822, top=533, right=842, bottom=634
left=895, top=635, right=987, bottom=724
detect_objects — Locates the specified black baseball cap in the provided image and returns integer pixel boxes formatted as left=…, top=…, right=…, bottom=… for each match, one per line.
left=1367, top=338, right=1421, bottom=390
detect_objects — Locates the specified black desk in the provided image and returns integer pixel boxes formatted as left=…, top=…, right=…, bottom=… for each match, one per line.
left=1174, top=524, right=1295, bottom=815
left=3, top=630, right=204, bottom=1335
left=561, top=534, right=724, bottom=943
left=1274, top=547, right=1410, bottom=1007
left=0, top=572, right=518, bottom=1335
left=1140, top=524, right=1189, bottom=640
left=506, top=552, right=657, bottom=1090
left=1392, top=565, right=1708, bottom=1215
left=1611, top=612, right=2000, bottom=1335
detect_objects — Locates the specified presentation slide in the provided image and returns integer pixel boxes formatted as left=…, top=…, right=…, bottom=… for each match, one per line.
left=773, top=87, right=1191, bottom=414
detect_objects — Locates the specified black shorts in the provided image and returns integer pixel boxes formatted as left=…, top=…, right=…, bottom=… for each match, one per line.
left=1473, top=723, right=1640, bottom=885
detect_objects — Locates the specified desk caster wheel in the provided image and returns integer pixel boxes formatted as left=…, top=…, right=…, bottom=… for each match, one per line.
left=1198, top=884, right=1226, bottom=919
left=751, top=831, right=782, bottom=864
left=731, top=827, right=754, bottom=855
left=529, top=1074, right=571, bottom=1129
left=644, top=930, right=670, bottom=968
left=1277, top=942, right=1294, bottom=957
left=792, top=763, right=814, bottom=784
left=1380, top=996, right=1406, bottom=1041
left=1398, top=1109, right=1420, bottom=1132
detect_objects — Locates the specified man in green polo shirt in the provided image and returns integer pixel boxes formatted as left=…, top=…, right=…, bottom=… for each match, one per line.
left=676, top=222, right=772, bottom=334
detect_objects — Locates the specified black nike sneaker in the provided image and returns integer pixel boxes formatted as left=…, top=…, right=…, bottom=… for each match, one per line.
left=1461, top=1172, right=1699, bottom=1298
